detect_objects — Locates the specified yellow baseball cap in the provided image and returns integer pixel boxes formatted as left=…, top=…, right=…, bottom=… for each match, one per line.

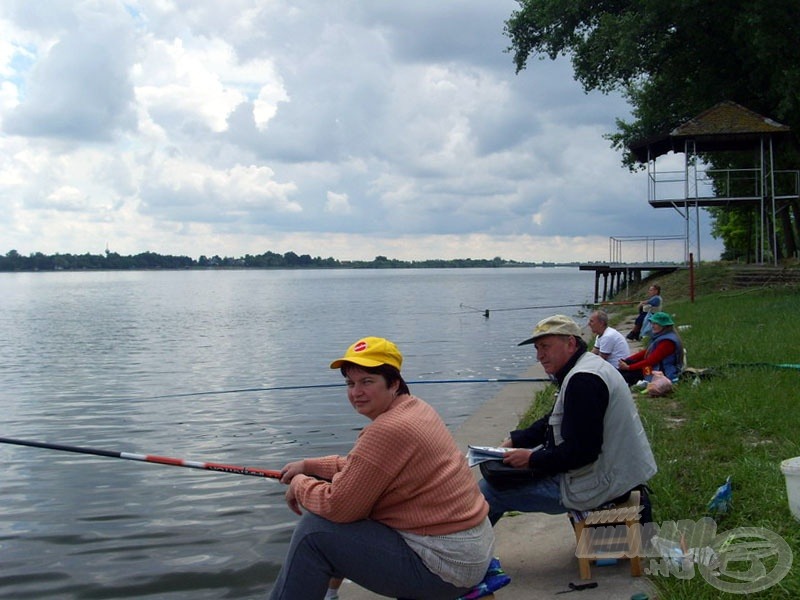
left=329, top=337, right=403, bottom=370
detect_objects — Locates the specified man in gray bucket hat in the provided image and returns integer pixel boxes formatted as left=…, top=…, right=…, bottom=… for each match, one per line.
left=479, top=314, right=657, bottom=523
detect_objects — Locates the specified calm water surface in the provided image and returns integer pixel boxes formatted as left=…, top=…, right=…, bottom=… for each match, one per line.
left=0, top=268, right=593, bottom=599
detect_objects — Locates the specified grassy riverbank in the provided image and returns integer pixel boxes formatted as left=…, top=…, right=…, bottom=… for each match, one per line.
left=522, top=264, right=800, bottom=598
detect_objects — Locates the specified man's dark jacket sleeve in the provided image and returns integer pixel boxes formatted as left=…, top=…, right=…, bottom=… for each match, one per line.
left=509, top=372, right=609, bottom=475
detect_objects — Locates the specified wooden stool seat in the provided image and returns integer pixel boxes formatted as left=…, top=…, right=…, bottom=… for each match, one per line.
left=570, top=490, right=643, bottom=580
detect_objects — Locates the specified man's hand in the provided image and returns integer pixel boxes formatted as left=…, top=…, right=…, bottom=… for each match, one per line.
left=502, top=448, right=534, bottom=468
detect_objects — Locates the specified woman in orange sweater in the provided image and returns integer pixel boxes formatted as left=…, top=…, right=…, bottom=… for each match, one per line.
left=269, top=337, right=495, bottom=600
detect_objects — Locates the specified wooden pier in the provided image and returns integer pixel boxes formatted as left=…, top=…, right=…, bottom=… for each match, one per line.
left=579, top=263, right=682, bottom=303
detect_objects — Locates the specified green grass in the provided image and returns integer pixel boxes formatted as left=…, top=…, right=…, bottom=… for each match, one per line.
left=517, top=266, right=800, bottom=598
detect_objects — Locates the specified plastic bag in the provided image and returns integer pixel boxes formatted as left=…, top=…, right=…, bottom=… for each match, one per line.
left=646, top=370, right=673, bottom=397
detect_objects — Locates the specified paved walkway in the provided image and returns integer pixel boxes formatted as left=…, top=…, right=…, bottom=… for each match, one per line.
left=338, top=317, right=655, bottom=599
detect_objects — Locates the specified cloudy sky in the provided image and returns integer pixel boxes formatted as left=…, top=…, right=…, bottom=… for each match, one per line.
left=0, top=0, right=722, bottom=263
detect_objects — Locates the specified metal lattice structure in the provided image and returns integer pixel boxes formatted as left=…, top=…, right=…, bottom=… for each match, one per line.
left=628, top=102, right=798, bottom=265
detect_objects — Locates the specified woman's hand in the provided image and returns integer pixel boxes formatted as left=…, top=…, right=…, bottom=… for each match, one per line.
left=279, top=460, right=305, bottom=484
left=285, top=485, right=303, bottom=516
left=618, top=359, right=630, bottom=371
left=502, top=448, right=534, bottom=469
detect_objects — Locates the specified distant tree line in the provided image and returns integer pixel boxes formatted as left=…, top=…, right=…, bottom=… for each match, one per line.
left=0, top=249, right=562, bottom=272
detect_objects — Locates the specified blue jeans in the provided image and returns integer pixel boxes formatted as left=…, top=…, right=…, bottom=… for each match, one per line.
left=268, top=512, right=471, bottom=600
left=479, top=474, right=565, bottom=524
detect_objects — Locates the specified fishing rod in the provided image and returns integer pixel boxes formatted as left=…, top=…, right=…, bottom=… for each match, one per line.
left=460, top=300, right=638, bottom=318
left=134, top=377, right=552, bottom=401
left=0, top=437, right=282, bottom=480
left=721, top=362, right=800, bottom=371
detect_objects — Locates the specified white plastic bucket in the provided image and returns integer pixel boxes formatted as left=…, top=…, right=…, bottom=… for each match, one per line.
left=780, top=457, right=800, bottom=521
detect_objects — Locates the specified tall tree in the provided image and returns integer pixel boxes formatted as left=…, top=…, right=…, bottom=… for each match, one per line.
left=505, top=0, right=800, bottom=259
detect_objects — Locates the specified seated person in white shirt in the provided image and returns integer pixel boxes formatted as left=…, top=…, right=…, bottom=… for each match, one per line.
left=588, top=310, right=629, bottom=367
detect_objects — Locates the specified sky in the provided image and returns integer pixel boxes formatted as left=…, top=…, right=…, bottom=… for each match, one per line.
left=0, top=0, right=723, bottom=263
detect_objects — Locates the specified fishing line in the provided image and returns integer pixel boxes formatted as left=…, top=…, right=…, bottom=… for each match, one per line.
left=459, top=303, right=487, bottom=312
left=134, top=377, right=551, bottom=401
left=0, top=377, right=555, bottom=476
left=460, top=300, right=637, bottom=318
left=0, top=436, right=282, bottom=479
left=1, top=376, right=554, bottom=470
left=488, top=302, right=593, bottom=313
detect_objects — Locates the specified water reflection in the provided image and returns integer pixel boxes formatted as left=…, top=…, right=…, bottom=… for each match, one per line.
left=0, top=268, right=592, bottom=598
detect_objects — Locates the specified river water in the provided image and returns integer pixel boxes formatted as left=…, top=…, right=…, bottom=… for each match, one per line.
left=0, top=267, right=593, bottom=599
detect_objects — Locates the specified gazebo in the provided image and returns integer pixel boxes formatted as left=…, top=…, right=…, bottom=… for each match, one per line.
left=628, top=101, right=798, bottom=264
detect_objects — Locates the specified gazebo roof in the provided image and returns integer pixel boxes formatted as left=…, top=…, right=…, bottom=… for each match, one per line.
left=628, top=101, right=792, bottom=163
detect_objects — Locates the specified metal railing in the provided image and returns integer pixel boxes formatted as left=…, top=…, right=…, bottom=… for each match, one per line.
left=609, top=235, right=688, bottom=264
left=648, top=168, right=800, bottom=202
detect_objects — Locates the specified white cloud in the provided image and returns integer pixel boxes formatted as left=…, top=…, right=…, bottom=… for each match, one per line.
left=2, top=2, right=137, bottom=140
left=325, top=191, right=351, bottom=214
left=140, top=158, right=300, bottom=222
left=0, top=0, right=724, bottom=262
left=253, top=78, right=289, bottom=130
left=134, top=36, right=244, bottom=133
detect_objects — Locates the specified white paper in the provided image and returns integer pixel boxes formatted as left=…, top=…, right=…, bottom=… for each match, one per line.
left=467, top=445, right=513, bottom=467
left=465, top=444, right=543, bottom=467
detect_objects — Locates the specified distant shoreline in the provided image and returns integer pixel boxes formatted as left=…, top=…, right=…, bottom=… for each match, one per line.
left=1, top=249, right=586, bottom=272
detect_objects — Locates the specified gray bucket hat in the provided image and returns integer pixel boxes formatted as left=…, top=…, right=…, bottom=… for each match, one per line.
left=518, top=314, right=582, bottom=346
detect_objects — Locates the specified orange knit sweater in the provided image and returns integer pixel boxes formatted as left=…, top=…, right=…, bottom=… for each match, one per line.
left=290, top=395, right=489, bottom=536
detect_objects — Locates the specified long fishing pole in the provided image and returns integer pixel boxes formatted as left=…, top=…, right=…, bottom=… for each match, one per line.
left=135, top=377, right=552, bottom=400
left=460, top=300, right=638, bottom=318
left=0, top=437, right=282, bottom=479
